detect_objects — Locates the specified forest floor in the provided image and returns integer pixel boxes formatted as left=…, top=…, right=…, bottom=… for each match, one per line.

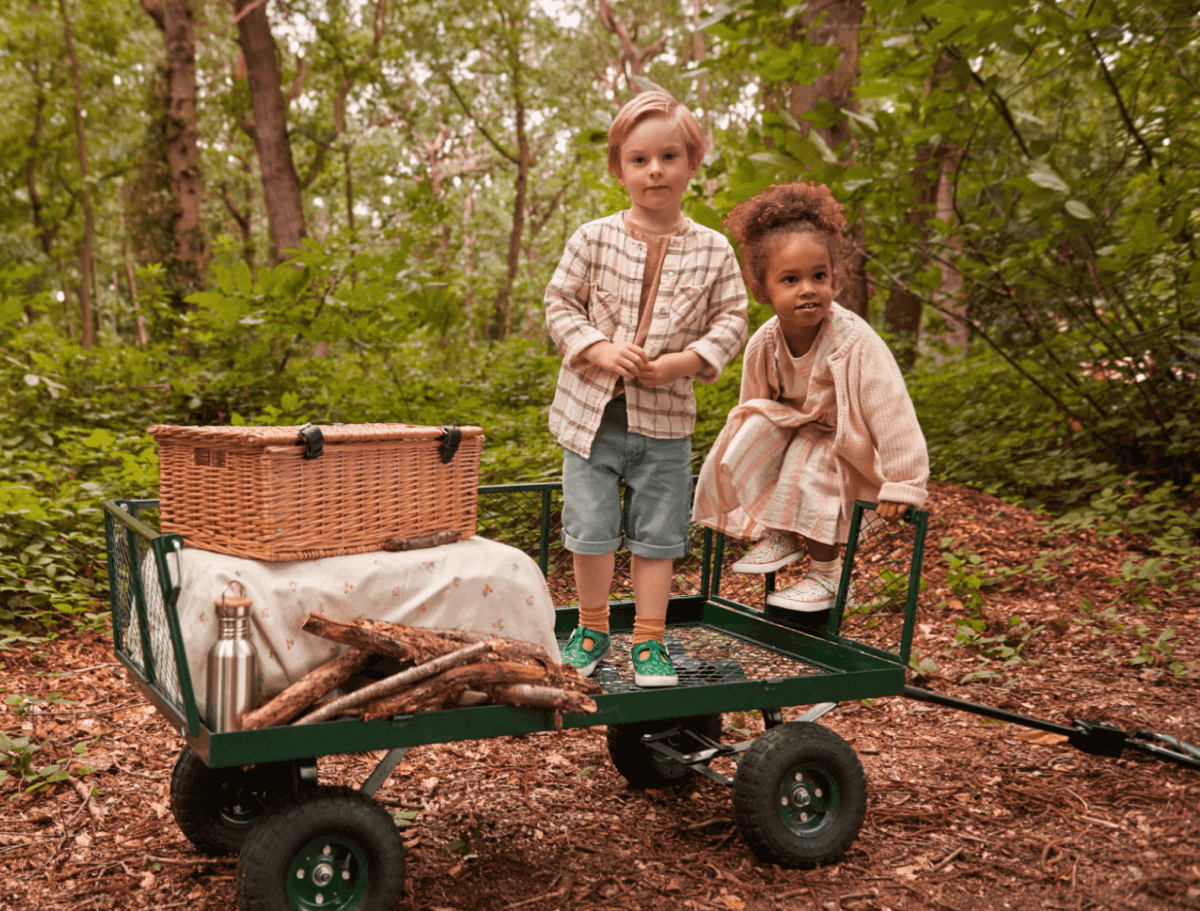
left=1, top=480, right=1198, bottom=911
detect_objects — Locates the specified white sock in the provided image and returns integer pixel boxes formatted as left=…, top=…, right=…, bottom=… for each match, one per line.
left=810, top=557, right=842, bottom=581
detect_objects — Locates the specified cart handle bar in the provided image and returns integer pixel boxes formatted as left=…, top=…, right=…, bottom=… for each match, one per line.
left=904, top=685, right=1200, bottom=772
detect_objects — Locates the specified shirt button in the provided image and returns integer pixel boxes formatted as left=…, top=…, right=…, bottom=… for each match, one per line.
left=658, top=307, right=668, bottom=316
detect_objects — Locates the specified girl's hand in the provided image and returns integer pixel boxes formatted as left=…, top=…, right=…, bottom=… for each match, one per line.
left=876, top=501, right=907, bottom=523
left=584, top=341, right=649, bottom=379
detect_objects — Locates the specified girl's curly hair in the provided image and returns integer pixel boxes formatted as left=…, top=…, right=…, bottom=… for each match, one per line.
left=723, top=182, right=845, bottom=303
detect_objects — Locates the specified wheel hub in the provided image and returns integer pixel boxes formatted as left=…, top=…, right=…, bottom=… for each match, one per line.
left=777, top=764, right=838, bottom=834
left=287, top=836, right=368, bottom=910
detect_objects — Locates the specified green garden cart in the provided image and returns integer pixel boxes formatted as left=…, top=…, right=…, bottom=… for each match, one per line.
left=104, top=485, right=927, bottom=911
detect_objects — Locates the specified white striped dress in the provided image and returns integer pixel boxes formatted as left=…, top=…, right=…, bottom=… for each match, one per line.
left=693, top=306, right=930, bottom=546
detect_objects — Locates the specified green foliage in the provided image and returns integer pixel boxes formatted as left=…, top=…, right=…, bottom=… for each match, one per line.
left=392, top=809, right=419, bottom=829
left=443, top=822, right=484, bottom=856
left=1128, top=626, right=1188, bottom=677
left=0, top=691, right=92, bottom=793
left=909, top=351, right=1200, bottom=589
left=936, top=536, right=995, bottom=613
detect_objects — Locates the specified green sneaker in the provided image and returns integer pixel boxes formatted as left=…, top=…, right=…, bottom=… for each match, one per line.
left=632, top=639, right=678, bottom=688
left=561, top=625, right=611, bottom=677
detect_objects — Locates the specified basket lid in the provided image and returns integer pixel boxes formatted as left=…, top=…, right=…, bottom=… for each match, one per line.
left=146, top=423, right=484, bottom=447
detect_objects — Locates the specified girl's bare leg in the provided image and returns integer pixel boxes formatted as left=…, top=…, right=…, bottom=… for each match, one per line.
left=802, top=537, right=839, bottom=564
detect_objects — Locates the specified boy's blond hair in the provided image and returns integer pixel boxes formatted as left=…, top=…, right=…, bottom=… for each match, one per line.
left=607, top=89, right=706, bottom=178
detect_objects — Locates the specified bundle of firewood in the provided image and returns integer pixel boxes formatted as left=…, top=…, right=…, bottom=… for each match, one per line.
left=239, top=613, right=602, bottom=731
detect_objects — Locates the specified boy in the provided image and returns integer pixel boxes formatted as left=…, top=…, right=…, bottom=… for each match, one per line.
left=545, top=89, right=748, bottom=687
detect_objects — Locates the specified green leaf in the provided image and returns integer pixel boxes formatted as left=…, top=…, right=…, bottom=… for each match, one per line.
left=1065, top=199, right=1095, bottom=220
left=184, top=291, right=229, bottom=310
left=1028, top=164, right=1069, bottom=193
left=748, top=151, right=797, bottom=174
left=0, top=297, right=24, bottom=326
left=83, top=429, right=117, bottom=449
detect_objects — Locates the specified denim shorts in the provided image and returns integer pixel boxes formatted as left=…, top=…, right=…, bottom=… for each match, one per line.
left=561, top=397, right=692, bottom=560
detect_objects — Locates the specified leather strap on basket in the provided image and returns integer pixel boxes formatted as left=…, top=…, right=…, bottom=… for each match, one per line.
left=298, top=423, right=324, bottom=460
left=439, top=425, right=462, bottom=464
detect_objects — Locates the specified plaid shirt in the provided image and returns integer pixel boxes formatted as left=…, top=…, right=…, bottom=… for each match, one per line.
left=546, top=213, right=749, bottom=458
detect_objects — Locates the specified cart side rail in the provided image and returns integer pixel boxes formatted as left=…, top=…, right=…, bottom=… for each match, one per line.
left=708, top=501, right=928, bottom=667
left=104, top=500, right=201, bottom=737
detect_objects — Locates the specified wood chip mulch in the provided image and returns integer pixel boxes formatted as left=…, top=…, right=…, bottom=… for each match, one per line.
left=1, top=480, right=1197, bottom=911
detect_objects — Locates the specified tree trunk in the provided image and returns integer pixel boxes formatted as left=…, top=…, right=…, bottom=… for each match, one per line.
left=884, top=145, right=938, bottom=369
left=235, top=0, right=306, bottom=263
left=786, top=0, right=868, bottom=318
left=147, top=0, right=208, bottom=290
left=58, top=0, right=96, bottom=349
left=493, top=94, right=527, bottom=340
left=597, top=0, right=668, bottom=94
left=26, top=73, right=54, bottom=259
left=123, top=243, right=149, bottom=346
left=929, top=147, right=968, bottom=359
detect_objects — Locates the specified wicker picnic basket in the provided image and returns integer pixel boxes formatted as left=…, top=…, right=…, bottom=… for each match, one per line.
left=147, top=423, right=484, bottom=561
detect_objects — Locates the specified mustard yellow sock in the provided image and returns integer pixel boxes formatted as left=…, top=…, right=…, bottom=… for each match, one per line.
left=578, top=603, right=610, bottom=650
left=632, top=616, right=666, bottom=661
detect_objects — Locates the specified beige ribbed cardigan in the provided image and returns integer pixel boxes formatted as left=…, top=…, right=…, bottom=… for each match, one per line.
left=693, top=303, right=929, bottom=541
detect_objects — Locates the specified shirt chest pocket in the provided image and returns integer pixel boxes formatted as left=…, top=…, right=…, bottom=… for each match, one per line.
left=589, top=287, right=623, bottom=338
left=667, top=285, right=709, bottom=334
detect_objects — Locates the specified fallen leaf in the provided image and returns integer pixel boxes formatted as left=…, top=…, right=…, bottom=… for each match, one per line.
left=719, top=895, right=745, bottom=910
left=1015, top=731, right=1069, bottom=745
left=139, top=871, right=156, bottom=890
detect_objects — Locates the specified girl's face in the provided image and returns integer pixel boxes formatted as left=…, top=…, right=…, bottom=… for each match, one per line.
left=762, top=232, right=836, bottom=338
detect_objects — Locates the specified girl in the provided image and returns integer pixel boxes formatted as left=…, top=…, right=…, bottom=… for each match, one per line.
left=692, top=182, right=929, bottom=611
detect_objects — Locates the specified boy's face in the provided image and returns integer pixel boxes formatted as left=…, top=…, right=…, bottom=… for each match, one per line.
left=615, top=114, right=697, bottom=224
left=764, top=232, right=837, bottom=337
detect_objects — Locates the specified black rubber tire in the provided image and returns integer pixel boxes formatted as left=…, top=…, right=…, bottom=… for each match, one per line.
left=170, top=747, right=310, bottom=857
left=606, top=713, right=723, bottom=788
left=237, top=785, right=405, bottom=911
left=732, top=721, right=866, bottom=868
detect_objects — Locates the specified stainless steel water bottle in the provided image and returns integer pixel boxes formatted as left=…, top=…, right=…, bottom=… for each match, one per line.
left=206, top=581, right=259, bottom=732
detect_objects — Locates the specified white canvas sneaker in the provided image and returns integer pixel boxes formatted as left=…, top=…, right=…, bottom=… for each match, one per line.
left=766, top=573, right=846, bottom=612
left=731, top=529, right=803, bottom=574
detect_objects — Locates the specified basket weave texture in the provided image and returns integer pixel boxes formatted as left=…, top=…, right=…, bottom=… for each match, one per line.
left=148, top=423, right=484, bottom=561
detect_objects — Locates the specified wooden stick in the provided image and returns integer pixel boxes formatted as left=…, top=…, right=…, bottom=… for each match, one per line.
left=382, top=529, right=462, bottom=552
left=301, top=613, right=567, bottom=676
left=456, top=689, right=490, bottom=707
left=301, top=614, right=484, bottom=664
left=360, top=661, right=553, bottom=719
left=240, top=648, right=370, bottom=730
left=487, top=684, right=598, bottom=714
left=293, top=641, right=493, bottom=724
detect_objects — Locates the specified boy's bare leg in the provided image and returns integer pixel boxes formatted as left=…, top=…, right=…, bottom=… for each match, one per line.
left=630, top=555, right=677, bottom=685
left=573, top=551, right=615, bottom=614
left=630, top=554, right=672, bottom=620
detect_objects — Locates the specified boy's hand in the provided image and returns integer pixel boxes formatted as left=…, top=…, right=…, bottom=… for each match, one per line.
left=876, top=501, right=907, bottom=523
left=583, top=341, right=649, bottom=380
left=638, top=351, right=703, bottom=388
